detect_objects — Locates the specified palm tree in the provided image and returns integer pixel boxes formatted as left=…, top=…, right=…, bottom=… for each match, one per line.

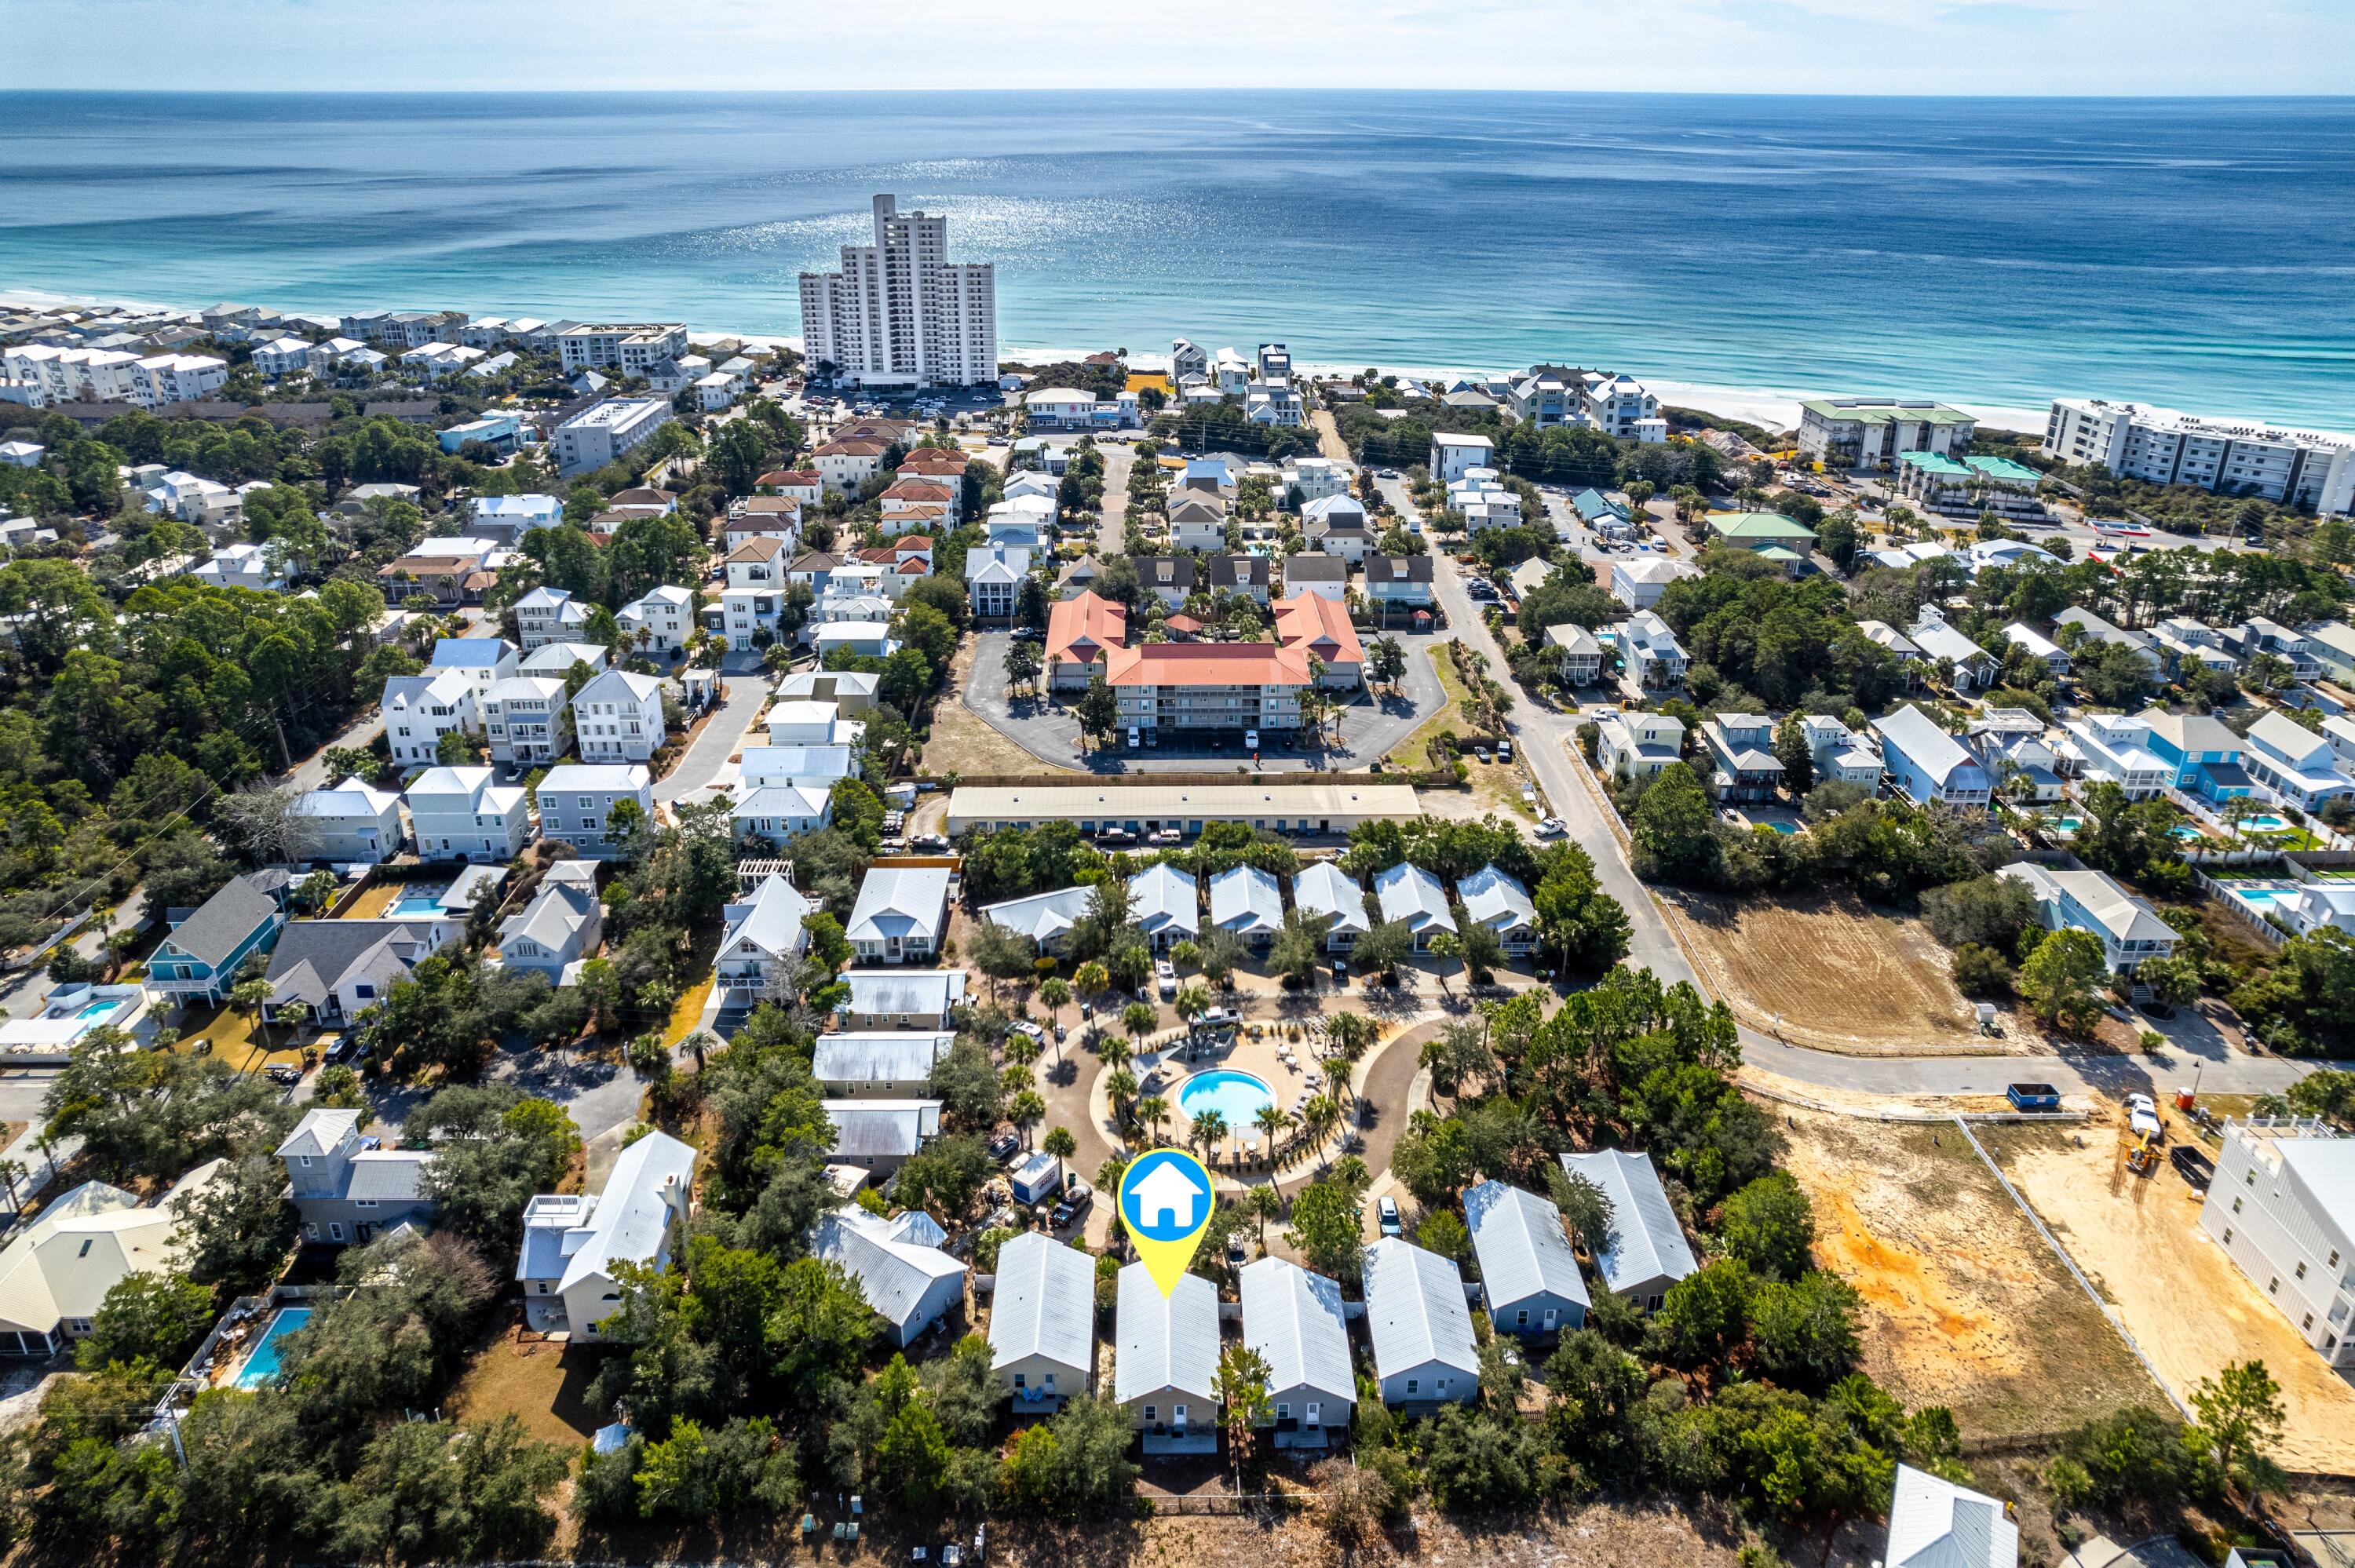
left=1189, top=1110, right=1229, bottom=1161
left=1074, top=961, right=1110, bottom=1012
left=1000, top=1063, right=1035, bottom=1099
left=1005, top=1034, right=1042, bottom=1072
left=1254, top=1103, right=1292, bottom=1162
left=1244, top=1182, right=1283, bottom=1246
left=278, top=1001, right=312, bottom=1049
left=1427, top=932, right=1463, bottom=994
left=1010, top=1089, right=1046, bottom=1149
left=1038, top=978, right=1072, bottom=1059
left=1299, top=1093, right=1340, bottom=1170
left=1134, top=1094, right=1170, bottom=1147
left=1172, top=985, right=1210, bottom=1026
left=1042, top=1125, right=1077, bottom=1194
left=0, top=1159, right=24, bottom=1217
left=1097, top=1034, right=1134, bottom=1073
left=230, top=977, right=275, bottom=1059
left=1122, top=1001, right=1157, bottom=1044
left=1105, top=1068, right=1138, bottom=1118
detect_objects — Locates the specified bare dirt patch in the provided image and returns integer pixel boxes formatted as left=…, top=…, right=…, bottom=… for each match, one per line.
left=446, top=1309, right=606, bottom=1449
left=924, top=636, right=1080, bottom=778
left=1671, top=889, right=2003, bottom=1053
left=1981, top=1118, right=2355, bottom=1475
left=1776, top=1107, right=2163, bottom=1441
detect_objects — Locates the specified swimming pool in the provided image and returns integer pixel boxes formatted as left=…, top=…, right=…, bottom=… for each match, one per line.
left=75, top=1000, right=122, bottom=1020
left=389, top=889, right=445, bottom=917
left=2230, top=888, right=2281, bottom=910
left=1176, top=1070, right=1275, bottom=1129
left=2049, top=816, right=2083, bottom=833
left=2240, top=815, right=2293, bottom=833
left=232, top=1307, right=312, bottom=1390
left=1763, top=822, right=1798, bottom=835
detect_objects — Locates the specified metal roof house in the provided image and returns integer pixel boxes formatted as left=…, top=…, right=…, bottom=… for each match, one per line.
left=1871, top=704, right=1995, bottom=809
left=517, top=1129, right=695, bottom=1340
left=812, top=1030, right=955, bottom=1098
left=820, top=1099, right=941, bottom=1177
left=1239, top=1256, right=1354, bottom=1448
left=1291, top=862, right=1371, bottom=952
left=1884, top=1463, right=2020, bottom=1568
left=812, top=1204, right=967, bottom=1347
left=1115, top=1262, right=1221, bottom=1452
left=716, top=873, right=812, bottom=997
left=838, top=968, right=967, bottom=1030
left=1360, top=1237, right=1479, bottom=1412
left=1374, top=862, right=1457, bottom=953
left=1455, top=865, right=1538, bottom=955
left=1210, top=864, right=1284, bottom=948
left=1128, top=863, right=1200, bottom=953
left=1558, top=1150, right=1698, bottom=1310
left=2199, top=1121, right=2355, bottom=1369
left=846, top=865, right=951, bottom=964
left=1464, top=1179, right=1590, bottom=1337
left=978, top=884, right=1096, bottom=957
left=989, top=1231, right=1096, bottom=1413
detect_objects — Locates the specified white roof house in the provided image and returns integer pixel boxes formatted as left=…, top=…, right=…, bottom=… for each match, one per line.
left=1374, top=861, right=1456, bottom=951
left=989, top=1231, right=1096, bottom=1411
left=497, top=863, right=601, bottom=980
left=515, top=1129, right=695, bottom=1340
left=1291, top=861, right=1371, bottom=951
left=1455, top=864, right=1537, bottom=954
left=1884, top=1463, right=2020, bottom=1568
left=977, top=884, right=1096, bottom=956
left=1558, top=1149, right=1699, bottom=1308
left=812, top=1205, right=967, bottom=1347
left=1115, top=1262, right=1221, bottom=1450
left=1239, top=1256, right=1355, bottom=1448
left=840, top=968, right=967, bottom=1029
left=823, top=1099, right=941, bottom=1172
left=1360, top=1236, right=1479, bottom=1409
left=1209, top=864, right=1284, bottom=945
left=1463, top=1179, right=1590, bottom=1336
left=812, top=1030, right=955, bottom=1096
left=845, top=866, right=951, bottom=963
left=0, top=1161, right=227, bottom=1355
left=715, top=873, right=812, bottom=994
left=289, top=778, right=406, bottom=864
left=1128, top=863, right=1199, bottom=952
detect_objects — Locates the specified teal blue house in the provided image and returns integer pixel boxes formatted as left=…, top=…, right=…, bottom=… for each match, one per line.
left=143, top=874, right=287, bottom=1009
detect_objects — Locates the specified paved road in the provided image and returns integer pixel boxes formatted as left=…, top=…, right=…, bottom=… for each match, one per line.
left=655, top=651, right=769, bottom=804
left=1379, top=476, right=2332, bottom=1103
left=1094, top=443, right=1134, bottom=559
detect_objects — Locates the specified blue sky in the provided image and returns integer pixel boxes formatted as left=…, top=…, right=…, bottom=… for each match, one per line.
left=6, top=0, right=2350, bottom=93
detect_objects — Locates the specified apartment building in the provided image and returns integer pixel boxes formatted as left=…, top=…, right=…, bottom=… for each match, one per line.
left=798, top=194, right=997, bottom=388
left=1106, top=643, right=1312, bottom=741
left=2044, top=399, right=2355, bottom=516
left=535, top=764, right=654, bottom=858
left=1798, top=398, right=1977, bottom=470
left=557, top=323, right=688, bottom=374
left=553, top=398, right=674, bottom=476
left=571, top=669, right=666, bottom=764
left=2200, top=1121, right=2355, bottom=1369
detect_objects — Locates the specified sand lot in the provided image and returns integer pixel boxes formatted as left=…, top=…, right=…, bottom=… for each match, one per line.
left=1672, top=891, right=2000, bottom=1053
left=1777, top=1107, right=2163, bottom=1440
left=1984, top=1121, right=2355, bottom=1476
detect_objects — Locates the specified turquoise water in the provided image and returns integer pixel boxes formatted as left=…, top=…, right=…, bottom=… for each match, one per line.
left=2051, top=817, right=2084, bottom=833
left=233, top=1307, right=311, bottom=1390
left=1764, top=822, right=1798, bottom=835
left=2, top=93, right=2353, bottom=421
left=75, top=1001, right=120, bottom=1019
left=2242, top=815, right=2293, bottom=833
left=1177, top=1070, right=1276, bottom=1129
left=389, top=892, right=444, bottom=917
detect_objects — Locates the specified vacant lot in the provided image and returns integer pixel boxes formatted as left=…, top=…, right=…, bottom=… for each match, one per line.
left=447, top=1312, right=606, bottom=1449
left=1778, top=1108, right=2163, bottom=1441
left=1674, top=890, right=1992, bottom=1052
left=923, top=636, right=1079, bottom=777
left=1983, top=1118, right=2355, bottom=1475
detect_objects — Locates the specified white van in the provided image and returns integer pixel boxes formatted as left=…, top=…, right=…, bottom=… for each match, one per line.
left=1243, top=729, right=1259, bottom=751
left=1126, top=727, right=1141, bottom=749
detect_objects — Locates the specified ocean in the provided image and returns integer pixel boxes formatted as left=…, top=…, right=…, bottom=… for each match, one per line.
left=2, top=91, right=2351, bottom=428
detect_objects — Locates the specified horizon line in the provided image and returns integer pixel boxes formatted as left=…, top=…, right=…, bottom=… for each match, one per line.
left=2, top=86, right=2353, bottom=102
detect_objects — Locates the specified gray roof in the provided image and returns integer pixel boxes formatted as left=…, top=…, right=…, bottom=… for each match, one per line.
left=1115, top=1262, right=1221, bottom=1404
left=1283, top=554, right=1347, bottom=585
left=499, top=879, right=597, bottom=954
left=1360, top=1237, right=1479, bottom=1380
left=2132, top=706, right=2241, bottom=757
left=822, top=1099, right=939, bottom=1158
left=165, top=874, right=279, bottom=968
left=1291, top=862, right=1370, bottom=936
left=1887, top=1463, right=2020, bottom=1568
left=1209, top=554, right=1270, bottom=589
left=1557, top=1150, right=1698, bottom=1294
left=1128, top=864, right=1199, bottom=935
left=1908, top=618, right=1994, bottom=669
left=812, top=1031, right=954, bottom=1085
left=342, top=1150, right=434, bottom=1203
left=276, top=1107, right=361, bottom=1161
left=988, top=1231, right=1095, bottom=1374
left=721, top=873, right=812, bottom=961
left=812, top=1205, right=966, bottom=1335
left=262, top=918, right=436, bottom=1005
left=1239, top=1256, right=1354, bottom=1404
left=978, top=884, right=1095, bottom=946
left=847, top=866, right=951, bottom=946
left=1369, top=554, right=1435, bottom=583
left=1209, top=864, right=1283, bottom=935
left=842, top=969, right=966, bottom=1018
left=1463, top=1180, right=1590, bottom=1315
left=1374, top=862, right=1455, bottom=935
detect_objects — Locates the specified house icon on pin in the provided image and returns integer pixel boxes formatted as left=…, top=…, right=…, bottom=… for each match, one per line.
left=1128, top=1160, right=1205, bottom=1234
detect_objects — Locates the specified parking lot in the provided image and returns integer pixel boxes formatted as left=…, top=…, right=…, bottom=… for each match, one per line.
left=962, top=628, right=1450, bottom=773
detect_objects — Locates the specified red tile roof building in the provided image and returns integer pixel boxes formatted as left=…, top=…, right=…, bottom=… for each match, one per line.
left=1045, top=591, right=1128, bottom=691
left=1105, top=640, right=1310, bottom=738
left=1272, top=593, right=1365, bottom=687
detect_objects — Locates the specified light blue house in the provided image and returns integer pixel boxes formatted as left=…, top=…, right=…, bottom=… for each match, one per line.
left=143, top=873, right=288, bottom=1010
left=2133, top=707, right=2254, bottom=802
left=1870, top=705, right=1993, bottom=810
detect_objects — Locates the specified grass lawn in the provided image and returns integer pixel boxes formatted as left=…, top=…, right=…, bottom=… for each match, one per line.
left=1380, top=645, right=1473, bottom=771
left=170, top=1001, right=312, bottom=1072
left=447, top=1315, right=607, bottom=1449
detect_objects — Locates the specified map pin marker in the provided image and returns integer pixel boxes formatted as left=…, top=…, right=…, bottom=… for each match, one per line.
left=1119, top=1148, right=1216, bottom=1298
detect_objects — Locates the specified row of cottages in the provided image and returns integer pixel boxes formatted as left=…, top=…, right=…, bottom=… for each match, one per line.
left=0, top=1160, right=226, bottom=1355
left=981, top=859, right=1539, bottom=961
left=518, top=1129, right=697, bottom=1340
left=388, top=636, right=672, bottom=768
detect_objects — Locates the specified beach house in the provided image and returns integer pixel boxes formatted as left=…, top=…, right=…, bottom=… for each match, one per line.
left=1464, top=1179, right=1590, bottom=1336
left=812, top=1205, right=967, bottom=1347
left=1361, top=1237, right=1480, bottom=1413
left=1558, top=1150, right=1699, bottom=1310
left=144, top=873, right=287, bottom=1010
left=1238, top=1256, right=1355, bottom=1449
left=1871, top=705, right=1994, bottom=809
left=289, top=778, right=406, bottom=864
left=1291, top=862, right=1370, bottom=952
left=1115, top=1264, right=1221, bottom=1452
left=716, top=873, right=812, bottom=997
left=1128, top=863, right=1200, bottom=953
left=0, top=1161, right=228, bottom=1355
left=989, top=1231, right=1096, bottom=1412
left=1997, top=862, right=2181, bottom=975
left=1374, top=862, right=1456, bottom=953
left=846, top=865, right=951, bottom=964
left=517, top=1129, right=696, bottom=1339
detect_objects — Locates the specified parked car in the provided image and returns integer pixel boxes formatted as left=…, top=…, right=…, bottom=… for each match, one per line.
left=2169, top=1145, right=2214, bottom=1191
left=1378, top=1196, right=1401, bottom=1238
left=1096, top=827, right=1136, bottom=844
left=1156, top=960, right=1177, bottom=998
left=911, top=833, right=951, bottom=852
left=988, top=1132, right=1021, bottom=1164
left=1535, top=816, right=1568, bottom=837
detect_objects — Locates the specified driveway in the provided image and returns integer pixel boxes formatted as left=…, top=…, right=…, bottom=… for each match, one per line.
left=655, top=651, right=769, bottom=804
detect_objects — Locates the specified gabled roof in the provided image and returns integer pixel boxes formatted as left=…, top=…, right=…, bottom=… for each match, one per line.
left=2132, top=706, right=2241, bottom=757
left=823, top=1099, right=939, bottom=1158
left=842, top=968, right=967, bottom=1017
left=812, top=1205, right=966, bottom=1335
left=1997, top=862, right=2181, bottom=946
left=163, top=874, right=280, bottom=968
left=1105, top=641, right=1312, bottom=688
left=1240, top=1256, right=1355, bottom=1403
left=1291, top=861, right=1371, bottom=936
left=812, top=1031, right=954, bottom=1085
left=571, top=667, right=663, bottom=708
left=429, top=636, right=514, bottom=669
left=722, top=873, right=812, bottom=961
left=1374, top=861, right=1455, bottom=934
left=1360, top=1237, right=1480, bottom=1380
left=499, top=878, right=597, bottom=954
left=1464, top=1180, right=1590, bottom=1314
left=276, top=1107, right=361, bottom=1161
left=293, top=777, right=400, bottom=819
left=1128, top=863, right=1199, bottom=934
left=847, top=866, right=951, bottom=946
left=2247, top=709, right=2334, bottom=769
left=1886, top=1463, right=2019, bottom=1568
left=539, top=763, right=649, bottom=793
left=1456, top=864, right=1536, bottom=935
left=1871, top=704, right=1985, bottom=789
left=1282, top=554, right=1347, bottom=585
left=1210, top=864, right=1284, bottom=935
left=1558, top=1150, right=1699, bottom=1294
left=555, top=1130, right=694, bottom=1293
left=1046, top=590, right=1126, bottom=669
left=0, top=1161, right=225, bottom=1336
left=1908, top=618, right=1995, bottom=668
left=1115, top=1262, right=1220, bottom=1404
left=263, top=920, right=430, bottom=1008
left=979, top=884, right=1095, bottom=946
left=989, top=1231, right=1096, bottom=1374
